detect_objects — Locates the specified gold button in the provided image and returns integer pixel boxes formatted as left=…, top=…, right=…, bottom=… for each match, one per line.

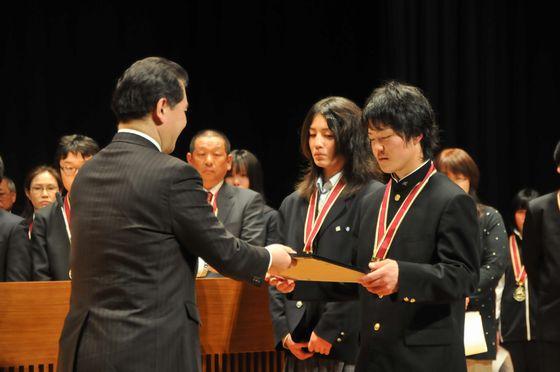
left=296, top=301, right=303, bottom=309
left=336, top=337, right=342, bottom=342
left=373, top=323, right=381, bottom=331
left=68, top=270, right=72, bottom=280
left=340, top=332, right=345, bottom=336
left=394, top=194, right=401, bottom=202
left=410, top=298, right=416, bottom=303
left=404, top=297, right=409, bottom=302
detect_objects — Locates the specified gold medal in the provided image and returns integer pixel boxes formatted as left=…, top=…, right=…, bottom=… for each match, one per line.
left=513, top=285, right=526, bottom=302
left=394, top=194, right=401, bottom=202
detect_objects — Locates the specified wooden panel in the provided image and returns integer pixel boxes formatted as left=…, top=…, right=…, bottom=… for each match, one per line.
left=0, top=279, right=282, bottom=371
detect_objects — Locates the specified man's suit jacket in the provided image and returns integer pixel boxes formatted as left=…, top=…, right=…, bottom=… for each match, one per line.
left=269, top=180, right=383, bottom=363
left=522, top=191, right=560, bottom=342
left=348, top=171, right=480, bottom=372
left=57, top=133, right=270, bottom=372
left=216, top=182, right=265, bottom=246
left=0, top=209, right=31, bottom=281
left=31, top=195, right=71, bottom=280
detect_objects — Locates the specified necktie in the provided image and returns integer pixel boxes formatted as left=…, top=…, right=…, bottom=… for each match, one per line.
left=318, top=181, right=333, bottom=211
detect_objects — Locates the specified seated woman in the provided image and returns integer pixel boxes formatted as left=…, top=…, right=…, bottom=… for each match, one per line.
left=22, top=165, right=62, bottom=236
left=225, top=149, right=279, bottom=245
left=435, top=148, right=509, bottom=372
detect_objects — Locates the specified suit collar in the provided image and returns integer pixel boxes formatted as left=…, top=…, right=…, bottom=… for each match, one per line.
left=112, top=132, right=161, bottom=152
left=217, top=182, right=235, bottom=222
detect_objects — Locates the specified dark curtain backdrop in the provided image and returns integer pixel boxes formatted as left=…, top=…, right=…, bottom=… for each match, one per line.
left=1, top=1, right=559, bottom=224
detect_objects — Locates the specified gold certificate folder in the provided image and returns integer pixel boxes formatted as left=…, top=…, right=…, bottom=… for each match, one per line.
left=278, top=254, right=366, bottom=283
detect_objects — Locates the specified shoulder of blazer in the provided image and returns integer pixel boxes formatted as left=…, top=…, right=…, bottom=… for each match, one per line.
left=0, top=209, right=24, bottom=226
left=528, top=191, right=556, bottom=213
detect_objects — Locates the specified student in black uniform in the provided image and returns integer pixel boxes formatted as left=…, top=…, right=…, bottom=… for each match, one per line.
left=522, top=139, right=560, bottom=372
left=226, top=149, right=279, bottom=246
left=274, top=81, right=481, bottom=372
left=435, top=147, right=508, bottom=372
left=500, top=188, right=540, bottom=372
left=269, top=96, right=382, bottom=371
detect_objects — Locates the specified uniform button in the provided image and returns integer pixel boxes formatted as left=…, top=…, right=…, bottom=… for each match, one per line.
left=373, top=323, right=381, bottom=331
left=68, top=270, right=72, bottom=279
left=337, top=338, right=342, bottom=342
left=404, top=297, right=409, bottom=302
left=340, top=332, right=345, bottom=336
left=296, top=301, right=303, bottom=309
left=410, top=298, right=416, bottom=303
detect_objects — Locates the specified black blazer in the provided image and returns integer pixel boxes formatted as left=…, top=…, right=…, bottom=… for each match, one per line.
left=466, top=205, right=508, bottom=359
left=57, top=132, right=271, bottom=372
left=0, top=209, right=31, bottom=281
left=217, top=182, right=265, bottom=246
left=31, top=194, right=71, bottom=280
left=501, top=233, right=538, bottom=342
left=269, top=180, right=383, bottom=363
left=346, top=171, right=480, bottom=372
left=522, top=191, right=560, bottom=342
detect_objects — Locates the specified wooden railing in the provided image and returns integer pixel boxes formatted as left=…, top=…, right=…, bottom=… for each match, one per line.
left=0, top=279, right=284, bottom=372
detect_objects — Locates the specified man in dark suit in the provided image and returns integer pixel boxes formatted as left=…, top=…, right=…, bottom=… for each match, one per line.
left=0, top=176, right=17, bottom=212
left=275, top=81, right=480, bottom=372
left=56, top=57, right=294, bottom=372
left=522, top=139, right=560, bottom=372
left=0, top=155, right=31, bottom=281
left=31, top=134, right=99, bottom=280
left=187, top=130, right=265, bottom=276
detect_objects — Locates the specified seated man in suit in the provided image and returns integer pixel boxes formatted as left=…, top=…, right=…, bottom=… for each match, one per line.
left=0, top=176, right=17, bottom=212
left=187, top=130, right=266, bottom=277
left=0, top=155, right=31, bottom=281
left=31, top=134, right=99, bottom=280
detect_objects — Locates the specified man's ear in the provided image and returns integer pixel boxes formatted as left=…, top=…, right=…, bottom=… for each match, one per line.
left=152, top=97, right=168, bottom=125
left=186, top=152, right=193, bottom=164
left=226, top=154, right=233, bottom=171
left=557, top=165, right=560, bottom=174
left=413, top=133, right=424, bottom=145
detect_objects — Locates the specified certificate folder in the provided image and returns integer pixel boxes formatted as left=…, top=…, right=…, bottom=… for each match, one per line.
left=278, top=253, right=366, bottom=283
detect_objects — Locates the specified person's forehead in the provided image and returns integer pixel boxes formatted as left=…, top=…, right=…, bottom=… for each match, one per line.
left=31, top=171, right=57, bottom=184
left=60, top=152, right=89, bottom=164
left=194, top=135, right=227, bottom=151
left=368, top=124, right=395, bottom=135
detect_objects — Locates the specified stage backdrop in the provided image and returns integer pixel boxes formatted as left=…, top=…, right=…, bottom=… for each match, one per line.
left=1, top=0, right=559, bottom=221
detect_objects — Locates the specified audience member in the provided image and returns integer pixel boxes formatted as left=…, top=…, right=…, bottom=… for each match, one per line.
left=31, top=134, right=99, bottom=280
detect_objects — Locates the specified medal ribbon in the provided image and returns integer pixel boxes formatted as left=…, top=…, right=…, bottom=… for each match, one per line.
left=509, top=235, right=527, bottom=284
left=372, top=163, right=437, bottom=260
left=303, top=179, right=346, bottom=254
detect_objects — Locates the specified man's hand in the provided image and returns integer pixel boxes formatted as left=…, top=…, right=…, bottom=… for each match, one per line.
left=267, top=275, right=296, bottom=293
left=283, top=334, right=314, bottom=360
left=265, top=244, right=296, bottom=275
left=358, top=259, right=399, bottom=296
left=307, top=331, right=332, bottom=355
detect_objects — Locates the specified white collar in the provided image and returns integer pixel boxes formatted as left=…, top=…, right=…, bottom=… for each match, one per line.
left=317, top=171, right=343, bottom=193
left=118, top=129, right=162, bottom=152
left=205, top=180, right=224, bottom=196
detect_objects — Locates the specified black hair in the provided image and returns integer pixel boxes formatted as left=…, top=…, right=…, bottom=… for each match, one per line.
left=363, top=81, right=439, bottom=159
left=55, top=134, right=100, bottom=164
left=512, top=188, right=540, bottom=212
left=228, top=149, right=265, bottom=197
left=297, top=96, right=380, bottom=198
left=111, top=56, right=189, bottom=123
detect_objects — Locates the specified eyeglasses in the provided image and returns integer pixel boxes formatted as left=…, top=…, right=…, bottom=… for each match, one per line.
left=60, top=165, right=79, bottom=175
left=30, top=185, right=59, bottom=194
